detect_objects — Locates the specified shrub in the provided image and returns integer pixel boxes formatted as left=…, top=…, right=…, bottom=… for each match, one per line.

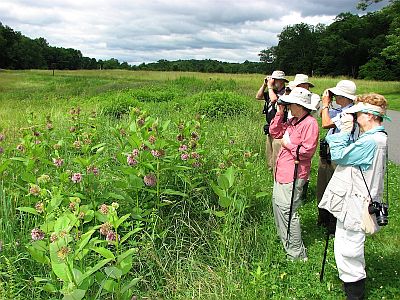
left=132, top=85, right=181, bottom=102
left=100, top=90, right=139, bottom=118
left=194, top=91, right=249, bottom=118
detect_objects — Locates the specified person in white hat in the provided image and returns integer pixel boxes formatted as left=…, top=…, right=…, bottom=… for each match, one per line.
left=285, top=74, right=317, bottom=201
left=316, top=80, right=358, bottom=231
left=256, top=70, right=288, bottom=172
left=269, top=87, right=319, bottom=261
left=318, top=93, right=390, bottom=300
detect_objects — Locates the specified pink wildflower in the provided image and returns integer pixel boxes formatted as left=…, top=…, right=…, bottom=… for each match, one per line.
left=29, top=184, right=41, bottom=196
left=35, top=202, right=44, bottom=213
left=190, top=152, right=200, bottom=159
left=31, top=228, right=45, bottom=241
left=53, top=157, right=64, bottom=167
left=181, top=153, right=189, bottom=161
left=71, top=173, right=82, bottom=183
left=148, top=135, right=156, bottom=144
left=132, top=149, right=139, bottom=156
left=99, top=204, right=109, bottom=215
left=178, top=144, right=188, bottom=152
left=106, top=231, right=118, bottom=243
left=127, top=154, right=138, bottom=166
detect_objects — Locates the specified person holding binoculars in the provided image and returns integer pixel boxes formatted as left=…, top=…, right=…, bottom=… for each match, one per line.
left=255, top=70, right=288, bottom=172
left=269, top=87, right=319, bottom=261
left=317, top=80, right=358, bottom=231
left=318, top=93, right=390, bottom=300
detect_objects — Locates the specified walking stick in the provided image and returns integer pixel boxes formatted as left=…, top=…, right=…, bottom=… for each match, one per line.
left=286, top=145, right=301, bottom=249
left=320, top=229, right=330, bottom=282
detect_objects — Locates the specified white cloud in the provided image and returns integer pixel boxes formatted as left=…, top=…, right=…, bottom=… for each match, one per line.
left=0, top=0, right=390, bottom=65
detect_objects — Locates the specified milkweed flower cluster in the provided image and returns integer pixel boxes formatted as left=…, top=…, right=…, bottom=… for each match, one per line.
left=35, top=202, right=44, bottom=213
left=127, top=154, right=138, bottom=166
left=87, top=165, right=99, bottom=175
left=144, top=173, right=157, bottom=187
left=53, top=157, right=64, bottom=167
left=71, top=173, right=82, bottom=183
left=29, top=184, right=41, bottom=196
left=31, top=228, right=45, bottom=241
left=99, top=204, right=109, bottom=215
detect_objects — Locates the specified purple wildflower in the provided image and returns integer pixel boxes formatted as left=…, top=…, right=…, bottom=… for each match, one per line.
left=71, top=173, right=82, bottom=183
left=148, top=135, right=156, bottom=144
left=178, top=144, right=188, bottom=152
left=106, top=231, right=118, bottom=242
left=53, top=157, right=64, bottom=167
left=181, top=153, right=189, bottom=161
left=127, top=154, right=138, bottom=166
left=190, top=152, right=200, bottom=159
left=31, top=228, right=45, bottom=241
left=151, top=149, right=161, bottom=158
left=132, top=149, right=139, bottom=156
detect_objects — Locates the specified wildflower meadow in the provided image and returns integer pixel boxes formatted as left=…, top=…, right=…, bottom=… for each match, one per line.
left=0, top=70, right=399, bottom=300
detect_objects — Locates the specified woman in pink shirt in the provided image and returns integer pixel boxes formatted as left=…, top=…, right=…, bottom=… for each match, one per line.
left=269, top=87, right=319, bottom=260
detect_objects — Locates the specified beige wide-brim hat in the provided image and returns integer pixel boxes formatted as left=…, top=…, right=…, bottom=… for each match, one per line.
left=292, top=74, right=314, bottom=87
left=328, top=80, right=357, bottom=101
left=271, top=70, right=289, bottom=82
left=279, top=87, right=316, bottom=110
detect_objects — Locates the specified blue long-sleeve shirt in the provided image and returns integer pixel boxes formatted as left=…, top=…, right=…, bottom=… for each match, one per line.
left=326, top=126, right=385, bottom=171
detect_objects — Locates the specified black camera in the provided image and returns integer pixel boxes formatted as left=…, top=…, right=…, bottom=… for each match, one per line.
left=319, top=138, right=331, bottom=162
left=368, top=201, right=388, bottom=226
left=263, top=123, right=270, bottom=135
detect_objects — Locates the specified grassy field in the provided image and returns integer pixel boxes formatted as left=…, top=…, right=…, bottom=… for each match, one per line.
left=0, top=70, right=399, bottom=300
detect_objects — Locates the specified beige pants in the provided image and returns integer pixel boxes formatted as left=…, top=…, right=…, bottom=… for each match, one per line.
left=272, top=179, right=307, bottom=260
left=266, top=135, right=282, bottom=171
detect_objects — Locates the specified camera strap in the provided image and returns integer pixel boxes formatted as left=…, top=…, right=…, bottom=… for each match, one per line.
left=358, top=130, right=389, bottom=207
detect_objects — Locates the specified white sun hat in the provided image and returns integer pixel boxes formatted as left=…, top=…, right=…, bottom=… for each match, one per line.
left=328, top=80, right=357, bottom=101
left=270, top=70, right=289, bottom=82
left=279, top=87, right=316, bottom=110
left=292, top=74, right=314, bottom=88
left=344, top=102, right=391, bottom=121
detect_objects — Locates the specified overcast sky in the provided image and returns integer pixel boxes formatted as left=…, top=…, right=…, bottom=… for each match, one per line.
left=0, top=0, right=389, bottom=65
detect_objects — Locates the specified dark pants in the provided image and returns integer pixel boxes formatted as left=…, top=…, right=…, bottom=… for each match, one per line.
left=316, top=158, right=337, bottom=232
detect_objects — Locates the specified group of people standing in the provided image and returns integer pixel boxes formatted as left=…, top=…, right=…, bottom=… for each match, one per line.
left=256, top=71, right=390, bottom=300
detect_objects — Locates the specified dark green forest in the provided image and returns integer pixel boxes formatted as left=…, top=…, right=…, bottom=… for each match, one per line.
left=0, top=0, right=399, bottom=79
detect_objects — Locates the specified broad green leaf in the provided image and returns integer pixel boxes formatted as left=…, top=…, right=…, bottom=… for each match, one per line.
left=92, top=247, right=115, bottom=260
left=210, top=183, right=226, bottom=198
left=117, top=248, right=136, bottom=264
left=120, top=228, right=142, bottom=244
left=115, top=214, right=131, bottom=229
left=43, top=283, right=57, bottom=293
left=73, top=157, right=89, bottom=167
left=217, top=174, right=230, bottom=190
left=22, top=171, right=36, bottom=183
left=81, top=258, right=113, bottom=282
left=91, top=143, right=107, bottom=152
left=27, top=245, right=50, bottom=264
left=102, top=279, right=117, bottom=292
left=218, top=196, right=232, bottom=208
left=55, top=215, right=71, bottom=232
left=62, top=289, right=86, bottom=300
left=75, top=230, right=95, bottom=257
left=106, top=192, right=125, bottom=200
left=104, top=266, right=123, bottom=279
left=119, top=255, right=133, bottom=275
left=224, top=166, right=235, bottom=187
left=121, top=278, right=141, bottom=294
left=17, top=206, right=39, bottom=215
left=50, top=194, right=63, bottom=210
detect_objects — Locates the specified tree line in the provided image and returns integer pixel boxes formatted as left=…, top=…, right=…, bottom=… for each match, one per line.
left=0, top=0, right=399, bottom=80
left=259, top=0, right=400, bottom=80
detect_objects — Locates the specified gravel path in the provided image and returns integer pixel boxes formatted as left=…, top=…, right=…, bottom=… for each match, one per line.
left=385, top=110, right=399, bottom=164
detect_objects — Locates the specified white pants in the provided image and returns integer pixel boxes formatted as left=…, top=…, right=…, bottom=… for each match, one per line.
left=334, top=220, right=366, bottom=282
